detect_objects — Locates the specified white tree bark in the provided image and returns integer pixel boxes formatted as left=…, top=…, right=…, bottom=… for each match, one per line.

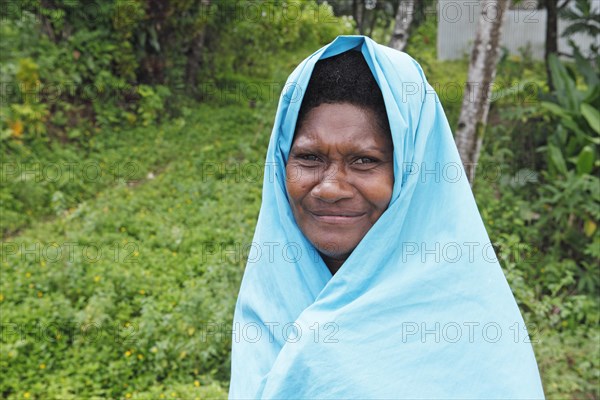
left=388, top=0, right=415, bottom=51
left=455, top=0, right=511, bottom=185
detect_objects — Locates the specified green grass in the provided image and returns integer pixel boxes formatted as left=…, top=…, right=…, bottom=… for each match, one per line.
left=1, top=100, right=278, bottom=398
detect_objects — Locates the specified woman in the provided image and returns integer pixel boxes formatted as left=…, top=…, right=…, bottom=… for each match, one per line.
left=229, top=36, right=545, bottom=399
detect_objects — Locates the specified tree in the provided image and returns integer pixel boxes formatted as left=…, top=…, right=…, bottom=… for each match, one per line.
left=544, top=0, right=573, bottom=91
left=388, top=0, right=415, bottom=51
left=352, top=0, right=391, bottom=37
left=455, top=0, right=512, bottom=184
left=184, top=0, right=211, bottom=92
left=353, top=0, right=367, bottom=34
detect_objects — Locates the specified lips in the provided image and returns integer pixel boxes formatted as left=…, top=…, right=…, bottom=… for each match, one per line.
left=309, top=210, right=366, bottom=224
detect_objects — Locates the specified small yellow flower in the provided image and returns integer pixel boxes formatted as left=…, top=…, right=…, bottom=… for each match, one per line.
left=40, top=260, right=46, bottom=267
left=194, top=380, right=200, bottom=387
left=187, top=327, right=195, bottom=336
left=171, top=392, right=177, bottom=398
left=172, top=252, right=177, bottom=257
left=139, top=289, right=145, bottom=295
left=151, top=346, right=158, bottom=353
left=0, top=294, right=4, bottom=302
left=159, top=394, right=165, bottom=399
left=11, top=119, right=23, bottom=138
left=125, top=350, right=132, bottom=357
left=39, top=363, right=46, bottom=369
left=134, top=251, right=139, bottom=257
left=137, top=354, right=144, bottom=360
left=23, top=392, right=30, bottom=399
left=94, top=276, right=101, bottom=282
left=179, top=351, right=187, bottom=359
left=25, top=272, right=31, bottom=278
left=125, top=393, right=132, bottom=399
left=37, top=291, right=43, bottom=298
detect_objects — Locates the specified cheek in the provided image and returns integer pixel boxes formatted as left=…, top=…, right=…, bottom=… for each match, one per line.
left=361, top=172, right=394, bottom=212
left=285, top=165, right=313, bottom=205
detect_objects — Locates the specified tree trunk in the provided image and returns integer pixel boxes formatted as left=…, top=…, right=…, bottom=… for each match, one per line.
left=455, top=0, right=511, bottom=185
left=184, top=0, right=211, bottom=95
left=353, top=0, right=365, bottom=34
left=389, top=0, right=415, bottom=51
left=184, top=30, right=207, bottom=93
left=367, top=8, right=379, bottom=37
left=545, top=0, right=558, bottom=91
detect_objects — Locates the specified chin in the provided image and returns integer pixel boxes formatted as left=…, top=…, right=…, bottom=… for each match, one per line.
left=309, top=234, right=358, bottom=260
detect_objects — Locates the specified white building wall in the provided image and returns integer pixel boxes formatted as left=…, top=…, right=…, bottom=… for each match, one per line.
left=437, top=0, right=599, bottom=60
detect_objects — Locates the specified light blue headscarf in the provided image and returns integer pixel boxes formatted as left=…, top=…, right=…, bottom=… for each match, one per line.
left=229, top=35, right=545, bottom=399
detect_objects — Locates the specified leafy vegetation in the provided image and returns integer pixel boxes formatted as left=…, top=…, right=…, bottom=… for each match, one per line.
left=1, top=103, right=273, bottom=398
left=476, top=34, right=599, bottom=400
left=1, top=1, right=598, bottom=399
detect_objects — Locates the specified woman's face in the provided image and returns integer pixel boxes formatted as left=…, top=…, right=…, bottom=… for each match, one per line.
left=286, top=102, right=394, bottom=269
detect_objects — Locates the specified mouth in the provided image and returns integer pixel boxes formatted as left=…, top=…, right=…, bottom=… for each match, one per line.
left=309, top=211, right=367, bottom=225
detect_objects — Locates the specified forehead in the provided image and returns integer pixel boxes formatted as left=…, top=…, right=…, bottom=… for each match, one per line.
left=293, top=103, right=391, bottom=148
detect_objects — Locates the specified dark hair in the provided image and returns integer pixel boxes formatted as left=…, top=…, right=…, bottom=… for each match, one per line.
left=295, top=50, right=391, bottom=137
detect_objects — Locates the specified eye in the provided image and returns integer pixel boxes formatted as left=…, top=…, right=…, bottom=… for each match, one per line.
left=354, top=157, right=377, bottom=165
left=298, top=154, right=321, bottom=162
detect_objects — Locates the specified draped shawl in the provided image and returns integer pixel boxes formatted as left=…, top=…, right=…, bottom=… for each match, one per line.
left=229, top=35, right=545, bottom=399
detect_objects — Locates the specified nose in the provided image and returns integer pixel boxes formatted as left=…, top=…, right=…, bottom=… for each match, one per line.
left=311, top=163, right=354, bottom=203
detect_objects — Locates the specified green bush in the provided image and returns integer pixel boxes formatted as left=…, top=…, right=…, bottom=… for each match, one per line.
left=474, top=46, right=599, bottom=398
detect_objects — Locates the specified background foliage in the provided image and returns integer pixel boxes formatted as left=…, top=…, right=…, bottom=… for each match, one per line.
left=1, top=0, right=598, bottom=398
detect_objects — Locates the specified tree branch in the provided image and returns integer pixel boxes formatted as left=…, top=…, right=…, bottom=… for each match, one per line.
left=558, top=0, right=572, bottom=11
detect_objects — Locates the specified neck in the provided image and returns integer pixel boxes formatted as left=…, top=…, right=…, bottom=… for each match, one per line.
left=321, top=253, right=346, bottom=275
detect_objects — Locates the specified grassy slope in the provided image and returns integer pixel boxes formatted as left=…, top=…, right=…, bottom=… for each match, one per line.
left=1, top=101, right=276, bottom=398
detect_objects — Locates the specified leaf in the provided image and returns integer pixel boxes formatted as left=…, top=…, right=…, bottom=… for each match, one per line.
left=148, top=26, right=160, bottom=52
left=548, top=143, right=568, bottom=175
left=548, top=53, right=579, bottom=112
left=576, top=146, right=595, bottom=175
left=540, top=101, right=571, bottom=119
left=572, top=42, right=600, bottom=87
left=583, top=220, right=597, bottom=237
left=581, top=103, right=600, bottom=134
left=561, top=117, right=588, bottom=141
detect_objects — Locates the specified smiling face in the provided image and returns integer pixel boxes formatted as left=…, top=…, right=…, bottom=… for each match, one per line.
left=286, top=102, right=394, bottom=274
